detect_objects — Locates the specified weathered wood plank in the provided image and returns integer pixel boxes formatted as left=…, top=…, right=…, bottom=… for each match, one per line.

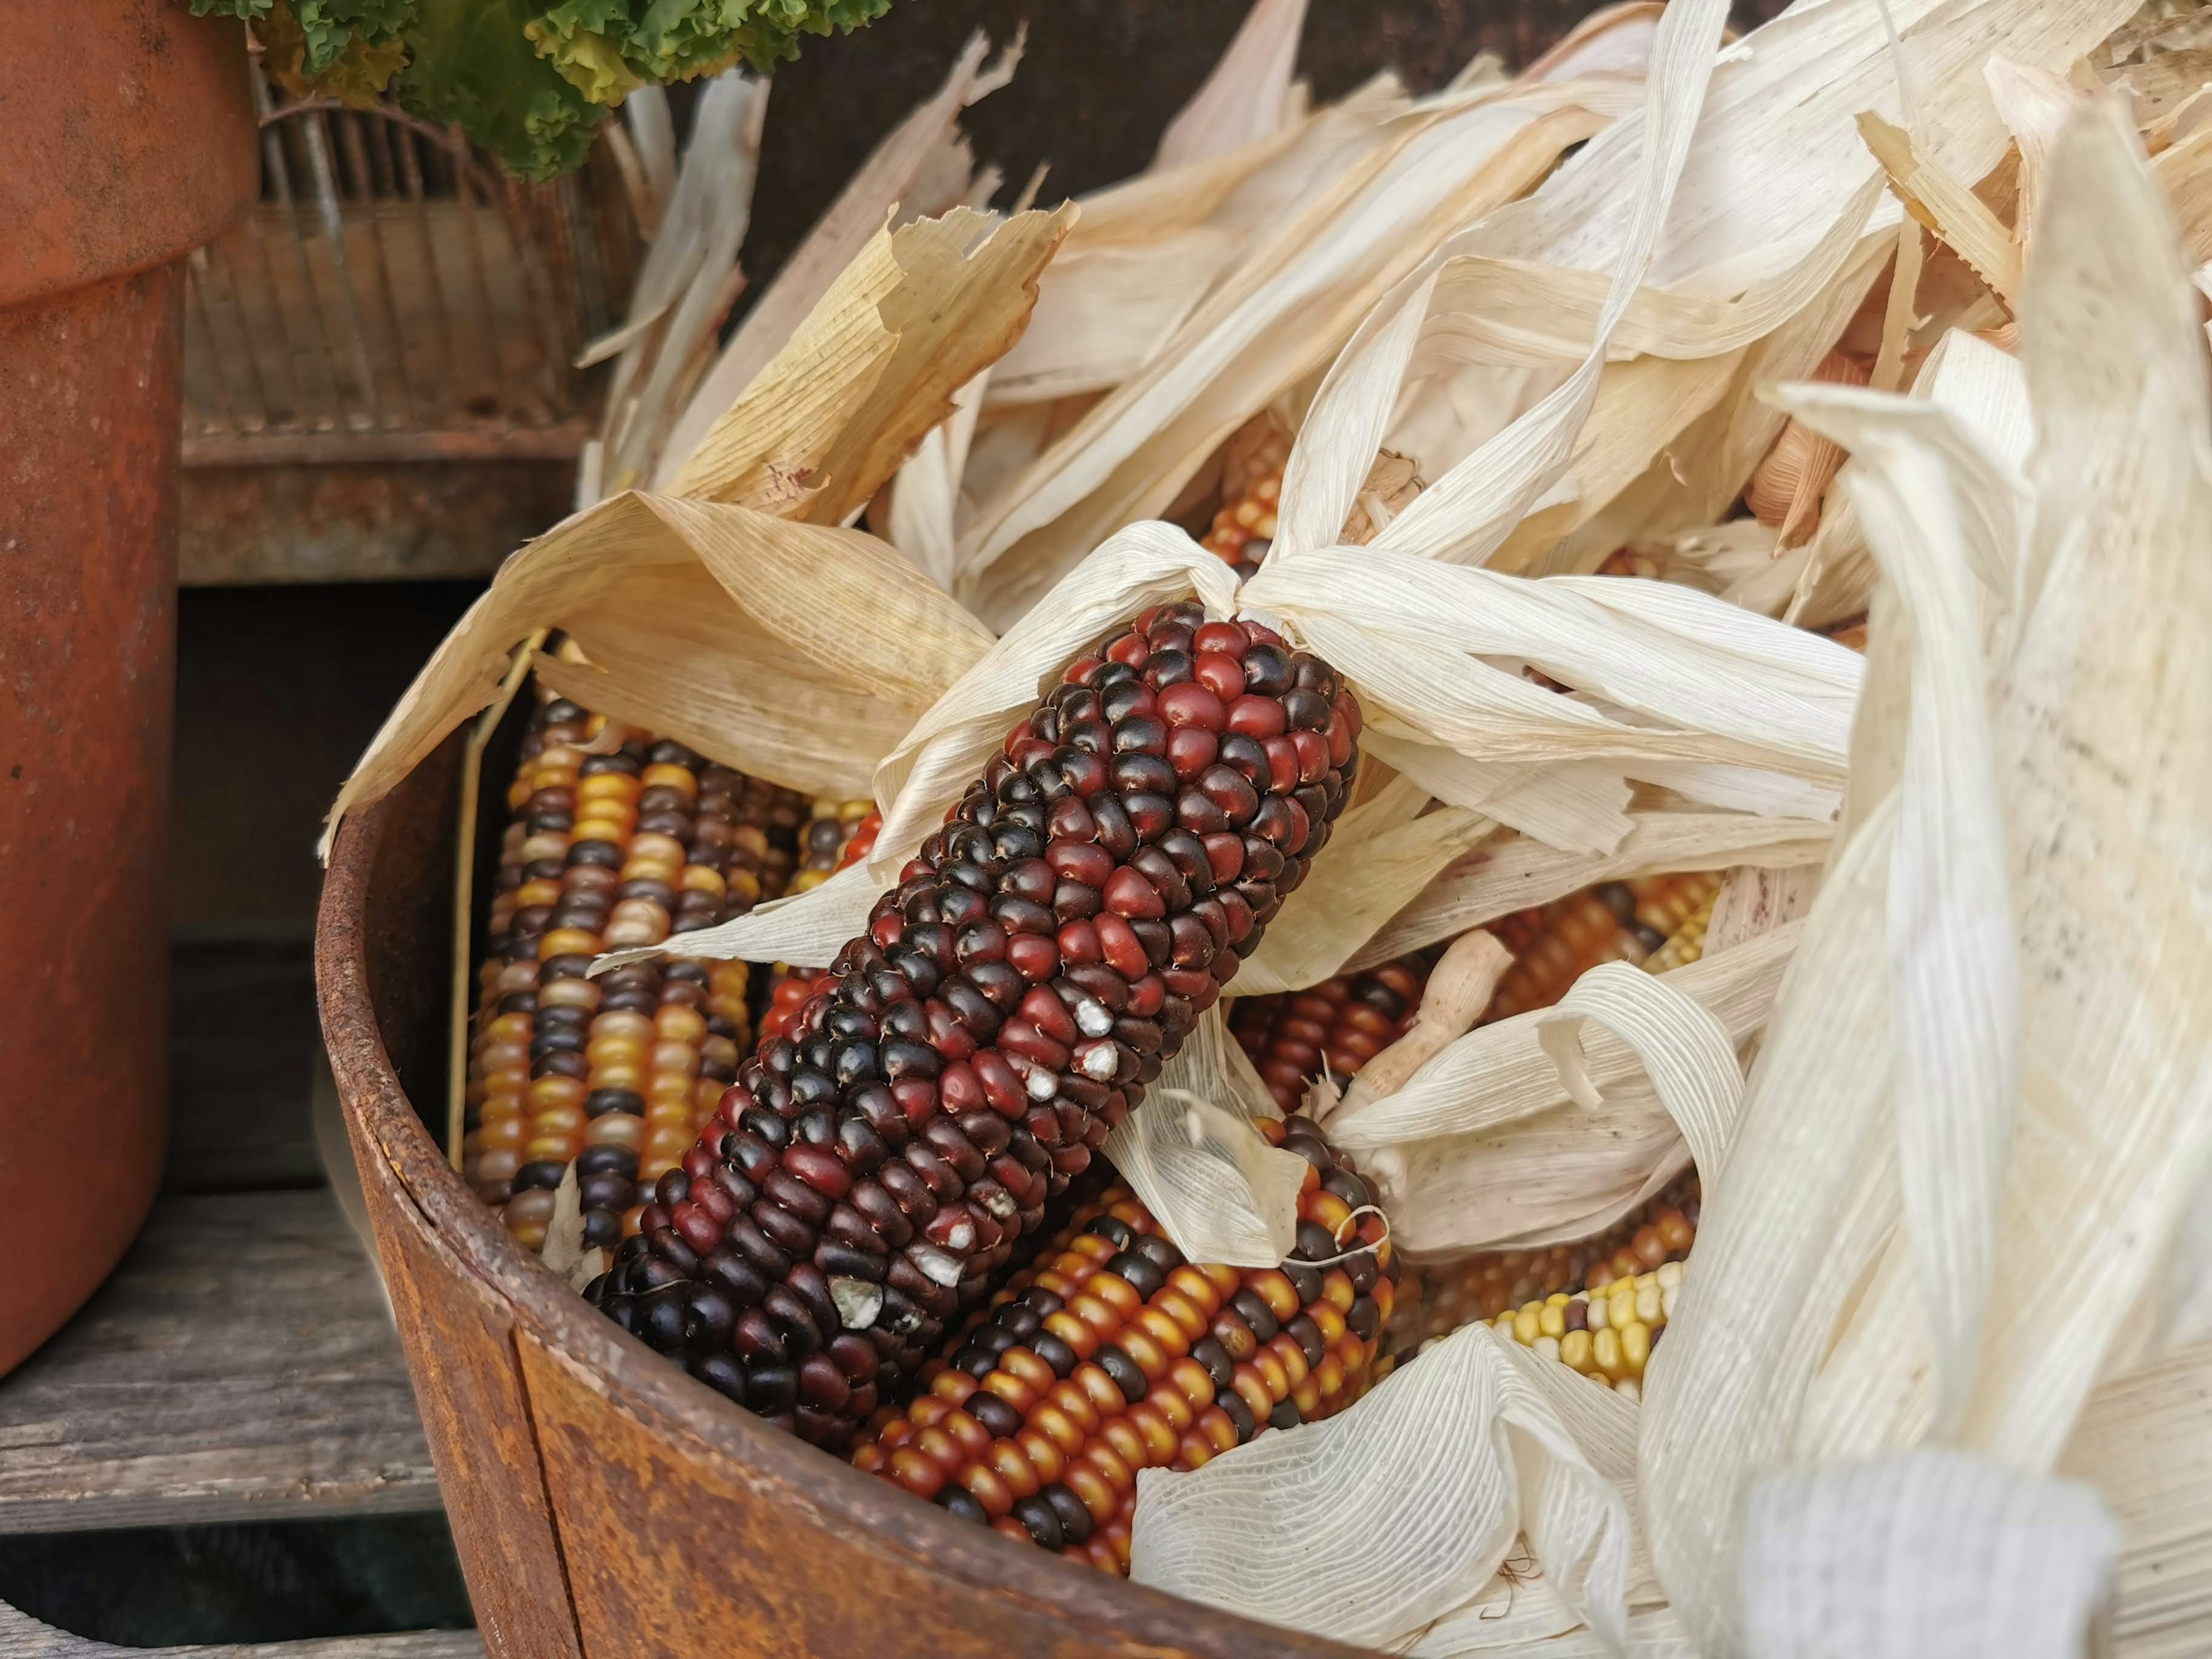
left=0, top=1601, right=479, bottom=1658
left=0, top=1190, right=439, bottom=1535
left=177, top=463, right=569, bottom=586
left=167, top=941, right=325, bottom=1195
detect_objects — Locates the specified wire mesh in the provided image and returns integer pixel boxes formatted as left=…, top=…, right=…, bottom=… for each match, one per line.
left=182, top=61, right=639, bottom=465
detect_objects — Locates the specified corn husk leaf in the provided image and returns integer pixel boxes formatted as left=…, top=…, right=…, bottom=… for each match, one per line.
left=1131, top=1324, right=1639, bottom=1652
left=1640, top=97, right=2212, bottom=1657
left=1740, top=1452, right=2119, bottom=1659
left=2055, top=1335, right=2212, bottom=1655
left=668, top=205, right=1075, bottom=522
left=1327, top=922, right=1797, bottom=1253
left=653, top=32, right=1021, bottom=481
left=1152, top=0, right=1309, bottom=171
left=588, top=73, right=770, bottom=501
left=324, top=207, right=1060, bottom=853
left=1325, top=0, right=2130, bottom=581
left=1101, top=1006, right=1309, bottom=1267
left=1228, top=774, right=1492, bottom=995
left=1353, top=809, right=1831, bottom=969
left=959, top=82, right=1626, bottom=628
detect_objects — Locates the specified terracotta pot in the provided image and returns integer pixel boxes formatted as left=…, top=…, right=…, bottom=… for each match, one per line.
left=0, top=3, right=257, bottom=1373
left=317, top=738, right=1370, bottom=1658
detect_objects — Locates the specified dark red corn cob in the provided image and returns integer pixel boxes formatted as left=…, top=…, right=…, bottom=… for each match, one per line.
left=586, top=602, right=1364, bottom=1449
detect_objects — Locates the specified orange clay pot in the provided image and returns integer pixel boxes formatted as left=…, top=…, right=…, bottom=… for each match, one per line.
left=0, top=2, right=256, bottom=1373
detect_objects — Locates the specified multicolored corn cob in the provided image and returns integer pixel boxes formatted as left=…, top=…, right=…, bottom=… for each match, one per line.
left=586, top=603, right=1365, bottom=1448
left=1481, top=873, right=1723, bottom=1022
left=763, top=802, right=887, bottom=1043
left=1392, top=1170, right=1699, bottom=1351
left=461, top=694, right=810, bottom=1251
left=1486, top=1188, right=1698, bottom=1402
left=1229, top=957, right=1430, bottom=1113
left=851, top=1113, right=1394, bottom=1571
left=1198, top=418, right=1289, bottom=578
left=789, top=798, right=878, bottom=896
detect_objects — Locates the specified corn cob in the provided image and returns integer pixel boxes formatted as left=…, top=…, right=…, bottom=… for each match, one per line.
left=1198, top=418, right=1289, bottom=578
left=461, top=694, right=810, bottom=1251
left=1383, top=877, right=1719, bottom=1350
left=764, top=802, right=885, bottom=1041
left=1480, top=872, right=1724, bottom=1022
left=789, top=797, right=878, bottom=896
left=586, top=603, right=1366, bottom=1448
left=851, top=1113, right=1393, bottom=1571
left=1229, top=957, right=1430, bottom=1113
left=1393, top=1170, right=1699, bottom=1350
left=1486, top=1196, right=1700, bottom=1402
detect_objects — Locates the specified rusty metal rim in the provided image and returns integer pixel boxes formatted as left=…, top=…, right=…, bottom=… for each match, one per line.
left=315, top=783, right=1373, bottom=1658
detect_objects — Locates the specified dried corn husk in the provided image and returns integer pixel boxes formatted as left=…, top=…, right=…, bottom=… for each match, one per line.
left=324, top=204, right=1066, bottom=853
left=1150, top=0, right=1310, bottom=172
left=1133, top=1325, right=1642, bottom=1651
left=652, top=33, right=1022, bottom=483
left=1100, top=1006, right=1310, bottom=1268
left=1302, top=0, right=2132, bottom=584
left=958, top=79, right=1630, bottom=627
left=1641, top=96, right=2212, bottom=1656
left=584, top=73, right=770, bottom=502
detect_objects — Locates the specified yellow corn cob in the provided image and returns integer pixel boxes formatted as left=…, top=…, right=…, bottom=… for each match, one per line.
left=1491, top=1245, right=1692, bottom=1402
left=1393, top=1170, right=1698, bottom=1349
left=851, top=1115, right=1393, bottom=1573
left=461, top=691, right=810, bottom=1251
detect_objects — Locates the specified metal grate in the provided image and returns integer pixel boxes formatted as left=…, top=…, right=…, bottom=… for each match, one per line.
left=182, top=59, right=641, bottom=467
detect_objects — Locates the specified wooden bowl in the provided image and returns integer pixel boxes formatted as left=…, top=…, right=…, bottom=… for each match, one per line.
left=315, top=737, right=1368, bottom=1659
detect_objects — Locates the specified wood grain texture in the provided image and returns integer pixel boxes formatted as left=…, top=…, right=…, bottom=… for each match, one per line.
left=166, top=941, right=324, bottom=1195
left=0, top=1600, right=480, bottom=1658
left=0, top=1190, right=438, bottom=1536
left=178, top=464, right=573, bottom=588
left=351, top=1130, right=585, bottom=1659
left=324, top=741, right=585, bottom=1659
left=320, top=738, right=1377, bottom=1657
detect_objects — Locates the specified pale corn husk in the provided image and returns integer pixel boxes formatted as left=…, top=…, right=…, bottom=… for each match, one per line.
left=1317, top=929, right=1515, bottom=1115
left=1150, top=0, right=1310, bottom=172
left=1325, top=922, right=1797, bottom=1253
left=1305, top=0, right=2133, bottom=582
left=323, top=205, right=1065, bottom=853
left=1778, top=327, right=2032, bottom=627
left=1349, top=808, right=1833, bottom=970
left=1100, top=1005, right=1311, bottom=1268
left=957, top=79, right=1629, bottom=628
left=1522, top=2, right=1669, bottom=84
left=1740, top=1452, right=2120, bottom=1659
left=652, top=33, right=1022, bottom=484
left=1132, top=1325, right=1641, bottom=1652
left=1639, top=97, right=2212, bottom=1658
left=585, top=74, right=770, bottom=502
left=882, top=0, right=1316, bottom=578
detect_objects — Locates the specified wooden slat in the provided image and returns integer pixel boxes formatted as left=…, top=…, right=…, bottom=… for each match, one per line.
left=177, top=461, right=570, bottom=587
left=0, top=1190, right=439, bottom=1535
left=0, top=1601, right=480, bottom=1658
left=166, top=940, right=324, bottom=1194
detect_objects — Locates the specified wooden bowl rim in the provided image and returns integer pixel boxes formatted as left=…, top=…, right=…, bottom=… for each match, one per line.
left=315, top=779, right=1369, bottom=1658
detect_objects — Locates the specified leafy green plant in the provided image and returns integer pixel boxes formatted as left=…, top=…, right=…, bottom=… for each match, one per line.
left=192, top=0, right=894, bottom=179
